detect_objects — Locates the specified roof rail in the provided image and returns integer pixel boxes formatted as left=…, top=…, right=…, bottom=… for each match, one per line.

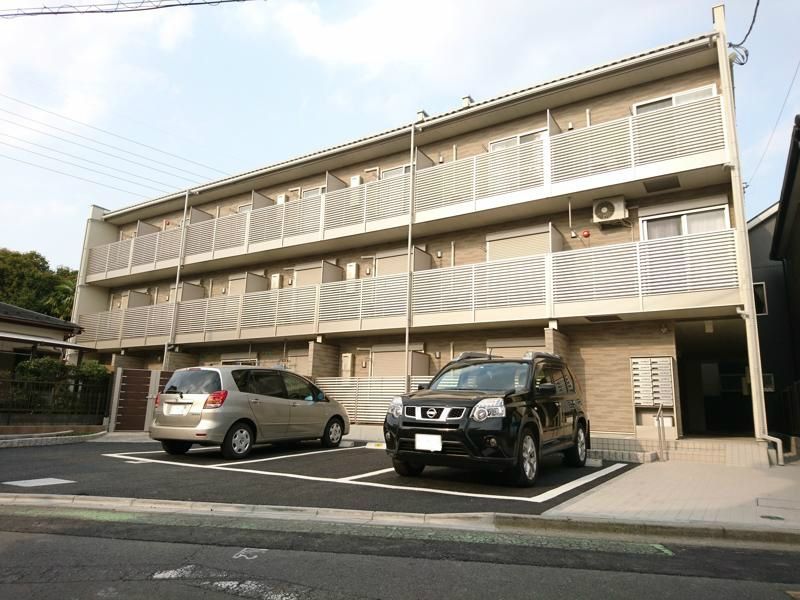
left=454, top=351, right=495, bottom=361
left=523, top=351, right=562, bottom=361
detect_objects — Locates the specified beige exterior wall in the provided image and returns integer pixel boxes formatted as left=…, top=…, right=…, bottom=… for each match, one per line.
left=561, top=321, right=677, bottom=436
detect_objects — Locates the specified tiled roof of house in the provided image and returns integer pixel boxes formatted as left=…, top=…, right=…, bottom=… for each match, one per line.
left=0, top=302, right=80, bottom=333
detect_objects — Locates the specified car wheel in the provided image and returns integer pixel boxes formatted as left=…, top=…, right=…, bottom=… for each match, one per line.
left=564, top=423, right=588, bottom=467
left=221, top=422, right=254, bottom=460
left=321, top=417, right=344, bottom=448
left=508, top=429, right=539, bottom=487
left=161, top=440, right=192, bottom=455
left=392, top=458, right=425, bottom=477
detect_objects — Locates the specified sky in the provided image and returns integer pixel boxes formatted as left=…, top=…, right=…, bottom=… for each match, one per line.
left=0, top=0, right=798, bottom=270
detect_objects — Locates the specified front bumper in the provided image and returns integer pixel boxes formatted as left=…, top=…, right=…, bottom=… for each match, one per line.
left=383, top=414, right=520, bottom=471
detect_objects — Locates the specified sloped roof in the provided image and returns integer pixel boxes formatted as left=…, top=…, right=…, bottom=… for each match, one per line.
left=0, top=302, right=80, bottom=334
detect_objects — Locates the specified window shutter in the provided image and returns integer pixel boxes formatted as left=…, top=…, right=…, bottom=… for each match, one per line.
left=486, top=232, right=549, bottom=260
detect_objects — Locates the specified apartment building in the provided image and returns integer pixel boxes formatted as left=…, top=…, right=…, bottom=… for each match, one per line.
left=70, top=6, right=775, bottom=465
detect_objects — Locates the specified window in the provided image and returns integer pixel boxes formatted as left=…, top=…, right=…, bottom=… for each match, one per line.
left=633, top=85, right=716, bottom=115
left=282, top=372, right=315, bottom=401
left=489, top=129, right=546, bottom=152
left=301, top=186, right=325, bottom=199
left=163, top=370, right=221, bottom=394
left=641, top=205, right=728, bottom=240
left=250, top=371, right=286, bottom=397
left=380, top=165, right=411, bottom=180
left=753, top=282, right=768, bottom=315
left=237, top=203, right=253, bottom=213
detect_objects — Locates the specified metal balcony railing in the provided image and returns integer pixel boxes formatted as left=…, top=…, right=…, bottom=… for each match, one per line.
left=77, top=230, right=739, bottom=346
left=85, top=96, right=726, bottom=279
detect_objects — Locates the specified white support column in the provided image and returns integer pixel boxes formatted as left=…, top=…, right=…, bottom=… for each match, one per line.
left=712, top=5, right=773, bottom=455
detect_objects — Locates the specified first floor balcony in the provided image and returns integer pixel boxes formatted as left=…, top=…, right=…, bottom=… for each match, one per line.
left=76, top=229, right=741, bottom=350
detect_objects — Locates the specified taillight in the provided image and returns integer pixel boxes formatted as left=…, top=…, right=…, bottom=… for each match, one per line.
left=154, top=393, right=160, bottom=409
left=204, top=390, right=228, bottom=409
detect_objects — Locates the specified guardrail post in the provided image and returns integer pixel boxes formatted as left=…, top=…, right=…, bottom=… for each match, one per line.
left=243, top=211, right=251, bottom=253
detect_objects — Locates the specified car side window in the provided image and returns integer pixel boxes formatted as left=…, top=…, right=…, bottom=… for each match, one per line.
left=282, top=373, right=315, bottom=401
left=250, top=371, right=286, bottom=397
left=562, top=367, right=576, bottom=393
left=534, top=363, right=551, bottom=386
left=232, top=369, right=252, bottom=393
left=548, top=367, right=568, bottom=395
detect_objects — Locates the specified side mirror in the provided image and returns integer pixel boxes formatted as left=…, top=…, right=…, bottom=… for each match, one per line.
left=316, top=391, right=326, bottom=402
left=417, top=383, right=429, bottom=390
left=536, top=383, right=556, bottom=396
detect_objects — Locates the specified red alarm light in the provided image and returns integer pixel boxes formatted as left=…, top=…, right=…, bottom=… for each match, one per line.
left=581, top=229, right=591, bottom=238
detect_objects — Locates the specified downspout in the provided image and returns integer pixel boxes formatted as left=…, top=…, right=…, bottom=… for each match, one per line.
left=163, top=189, right=192, bottom=371
left=404, top=120, right=417, bottom=392
left=713, top=5, right=783, bottom=465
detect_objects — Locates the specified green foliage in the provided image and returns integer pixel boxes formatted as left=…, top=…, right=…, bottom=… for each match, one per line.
left=15, top=356, right=70, bottom=382
left=14, top=357, right=109, bottom=385
left=0, top=248, right=77, bottom=320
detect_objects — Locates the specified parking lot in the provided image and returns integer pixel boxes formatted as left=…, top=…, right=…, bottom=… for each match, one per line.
left=0, top=440, right=635, bottom=515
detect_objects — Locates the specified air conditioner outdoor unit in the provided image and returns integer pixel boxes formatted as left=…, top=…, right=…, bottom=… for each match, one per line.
left=592, top=196, right=628, bottom=224
left=276, top=194, right=288, bottom=204
left=350, top=175, right=363, bottom=187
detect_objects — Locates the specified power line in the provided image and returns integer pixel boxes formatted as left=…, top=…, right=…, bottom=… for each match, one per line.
left=0, top=0, right=261, bottom=19
left=729, top=0, right=760, bottom=66
left=0, top=151, right=147, bottom=197
left=0, top=139, right=173, bottom=193
left=0, top=93, right=229, bottom=175
left=0, top=115, right=200, bottom=184
left=0, top=108, right=211, bottom=180
left=746, top=55, right=800, bottom=187
left=0, top=131, right=179, bottom=190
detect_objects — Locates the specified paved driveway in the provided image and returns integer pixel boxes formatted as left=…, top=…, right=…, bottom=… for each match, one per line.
left=0, top=441, right=635, bottom=515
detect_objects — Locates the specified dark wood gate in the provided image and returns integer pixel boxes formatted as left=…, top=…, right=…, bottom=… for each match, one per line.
left=114, top=369, right=173, bottom=431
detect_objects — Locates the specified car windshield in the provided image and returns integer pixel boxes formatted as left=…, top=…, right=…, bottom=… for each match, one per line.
left=430, top=362, right=530, bottom=392
left=163, top=370, right=221, bottom=394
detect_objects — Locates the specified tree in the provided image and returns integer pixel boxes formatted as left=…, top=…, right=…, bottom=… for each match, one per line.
left=0, top=248, right=77, bottom=320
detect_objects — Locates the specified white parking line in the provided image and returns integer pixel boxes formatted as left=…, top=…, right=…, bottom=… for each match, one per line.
left=103, top=451, right=629, bottom=504
left=208, top=445, right=365, bottom=467
left=339, top=468, right=395, bottom=481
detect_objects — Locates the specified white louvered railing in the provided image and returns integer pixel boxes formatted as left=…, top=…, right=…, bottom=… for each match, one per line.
left=85, top=97, right=726, bottom=282
left=315, top=377, right=430, bottom=423
left=77, top=230, right=739, bottom=348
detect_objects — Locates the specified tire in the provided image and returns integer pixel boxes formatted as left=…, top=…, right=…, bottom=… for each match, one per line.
left=564, top=423, right=588, bottom=467
left=392, top=458, right=425, bottom=477
left=321, top=417, right=344, bottom=448
left=508, top=428, right=539, bottom=487
left=221, top=422, right=254, bottom=460
left=161, top=440, right=192, bottom=455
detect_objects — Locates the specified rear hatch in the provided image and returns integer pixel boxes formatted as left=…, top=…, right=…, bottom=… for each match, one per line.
left=156, top=369, right=222, bottom=427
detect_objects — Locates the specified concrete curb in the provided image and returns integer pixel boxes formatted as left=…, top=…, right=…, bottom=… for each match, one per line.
left=0, top=431, right=107, bottom=449
left=1, top=493, right=798, bottom=546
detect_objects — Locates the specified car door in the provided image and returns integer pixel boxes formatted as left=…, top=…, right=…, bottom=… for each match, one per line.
left=532, top=363, right=563, bottom=448
left=246, top=370, right=292, bottom=440
left=559, top=366, right=580, bottom=441
left=283, top=372, right=328, bottom=438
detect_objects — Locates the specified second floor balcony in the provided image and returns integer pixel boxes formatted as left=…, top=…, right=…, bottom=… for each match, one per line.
left=85, top=96, right=728, bottom=284
left=76, top=229, right=741, bottom=350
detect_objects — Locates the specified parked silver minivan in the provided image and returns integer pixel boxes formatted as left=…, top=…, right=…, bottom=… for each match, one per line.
left=150, top=366, right=350, bottom=459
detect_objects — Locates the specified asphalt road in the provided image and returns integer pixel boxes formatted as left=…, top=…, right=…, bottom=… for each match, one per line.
left=0, top=441, right=635, bottom=514
left=0, top=510, right=799, bottom=600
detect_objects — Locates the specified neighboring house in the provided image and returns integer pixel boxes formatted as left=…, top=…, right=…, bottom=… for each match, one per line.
left=768, top=113, right=800, bottom=436
left=0, top=302, right=84, bottom=373
left=70, top=6, right=774, bottom=465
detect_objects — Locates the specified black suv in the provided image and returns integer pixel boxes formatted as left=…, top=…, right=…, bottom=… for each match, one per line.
left=383, top=352, right=589, bottom=486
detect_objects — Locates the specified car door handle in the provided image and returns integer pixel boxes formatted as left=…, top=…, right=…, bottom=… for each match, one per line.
left=251, top=398, right=261, bottom=404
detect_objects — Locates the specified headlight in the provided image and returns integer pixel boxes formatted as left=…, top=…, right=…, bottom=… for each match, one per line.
left=470, top=397, right=506, bottom=422
left=388, top=396, right=403, bottom=418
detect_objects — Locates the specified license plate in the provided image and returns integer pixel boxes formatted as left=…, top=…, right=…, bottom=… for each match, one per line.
left=166, top=404, right=190, bottom=416
left=415, top=433, right=442, bottom=452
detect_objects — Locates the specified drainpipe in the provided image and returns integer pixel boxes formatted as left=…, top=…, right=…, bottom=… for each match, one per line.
left=713, top=5, right=782, bottom=465
left=404, top=119, right=417, bottom=392
left=163, top=189, right=192, bottom=370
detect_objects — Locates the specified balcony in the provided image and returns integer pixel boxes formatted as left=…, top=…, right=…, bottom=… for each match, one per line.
left=76, top=229, right=741, bottom=350
left=84, top=96, right=727, bottom=284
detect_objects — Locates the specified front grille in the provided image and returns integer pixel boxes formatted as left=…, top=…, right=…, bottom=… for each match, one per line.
left=404, top=406, right=466, bottom=420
